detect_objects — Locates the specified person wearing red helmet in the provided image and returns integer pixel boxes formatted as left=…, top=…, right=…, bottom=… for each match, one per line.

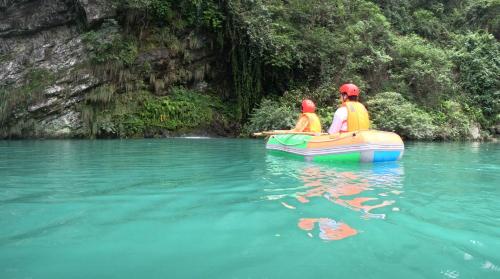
left=327, top=83, right=370, bottom=134
left=291, top=99, right=322, bottom=133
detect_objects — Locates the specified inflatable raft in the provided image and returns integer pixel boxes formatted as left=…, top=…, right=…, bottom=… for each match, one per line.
left=266, top=130, right=404, bottom=163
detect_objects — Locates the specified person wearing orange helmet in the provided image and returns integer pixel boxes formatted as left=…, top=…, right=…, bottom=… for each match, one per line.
left=291, top=99, right=322, bottom=133
left=327, top=83, right=370, bottom=134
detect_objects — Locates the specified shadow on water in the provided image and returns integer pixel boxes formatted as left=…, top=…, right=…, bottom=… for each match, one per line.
left=262, top=153, right=404, bottom=241
left=0, top=215, right=85, bottom=246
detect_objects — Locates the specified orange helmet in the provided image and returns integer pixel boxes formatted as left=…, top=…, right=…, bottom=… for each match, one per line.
left=339, top=83, right=360, bottom=96
left=302, top=99, right=316, bottom=113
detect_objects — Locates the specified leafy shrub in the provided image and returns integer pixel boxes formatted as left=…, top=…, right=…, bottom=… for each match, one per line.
left=463, top=0, right=500, bottom=38
left=121, top=0, right=173, bottom=19
left=139, top=87, right=214, bottom=130
left=199, top=1, right=225, bottom=30
left=78, top=87, right=227, bottom=137
left=433, top=100, right=473, bottom=140
left=411, top=9, right=447, bottom=40
left=82, top=20, right=138, bottom=66
left=451, top=32, right=500, bottom=126
left=375, top=0, right=414, bottom=34
left=390, top=35, right=455, bottom=105
left=121, top=0, right=224, bottom=30
left=244, top=99, right=297, bottom=134
left=367, top=92, right=437, bottom=140
left=281, top=81, right=346, bottom=108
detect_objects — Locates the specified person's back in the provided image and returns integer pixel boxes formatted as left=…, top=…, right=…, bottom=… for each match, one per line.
left=328, top=83, right=369, bottom=134
left=292, top=99, right=322, bottom=133
left=344, top=101, right=369, bottom=132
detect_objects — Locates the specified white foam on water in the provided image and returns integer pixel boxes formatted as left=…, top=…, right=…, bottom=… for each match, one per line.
left=441, top=270, right=460, bottom=278
left=482, top=261, right=500, bottom=271
left=262, top=194, right=288, bottom=200
left=469, top=240, right=484, bottom=246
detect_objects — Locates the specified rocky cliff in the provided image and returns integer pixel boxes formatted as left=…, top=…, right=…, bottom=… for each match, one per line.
left=0, top=0, right=223, bottom=138
left=0, top=1, right=112, bottom=137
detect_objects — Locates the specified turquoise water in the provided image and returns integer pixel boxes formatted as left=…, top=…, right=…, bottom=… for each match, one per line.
left=0, top=139, right=499, bottom=279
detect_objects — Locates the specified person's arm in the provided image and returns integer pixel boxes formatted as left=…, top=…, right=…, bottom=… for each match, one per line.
left=291, top=115, right=309, bottom=132
left=328, top=109, right=344, bottom=134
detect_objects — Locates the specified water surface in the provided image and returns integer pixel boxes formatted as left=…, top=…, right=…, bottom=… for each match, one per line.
left=0, top=139, right=499, bottom=278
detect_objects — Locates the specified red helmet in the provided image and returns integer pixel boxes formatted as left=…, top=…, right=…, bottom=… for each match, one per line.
left=302, top=99, right=316, bottom=113
left=339, top=83, right=360, bottom=96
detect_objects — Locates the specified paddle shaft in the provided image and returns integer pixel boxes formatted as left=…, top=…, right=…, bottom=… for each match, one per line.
left=253, top=130, right=328, bottom=137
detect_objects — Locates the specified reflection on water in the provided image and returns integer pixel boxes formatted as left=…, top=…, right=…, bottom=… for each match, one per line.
left=298, top=218, right=358, bottom=241
left=264, top=155, right=404, bottom=241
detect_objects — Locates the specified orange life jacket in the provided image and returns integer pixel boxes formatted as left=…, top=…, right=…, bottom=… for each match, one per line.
left=302, top=113, right=322, bottom=133
left=340, top=101, right=370, bottom=132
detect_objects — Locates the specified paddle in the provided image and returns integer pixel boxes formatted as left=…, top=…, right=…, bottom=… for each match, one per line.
left=252, top=130, right=329, bottom=137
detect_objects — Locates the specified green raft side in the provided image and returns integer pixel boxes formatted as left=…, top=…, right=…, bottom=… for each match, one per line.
left=312, top=152, right=361, bottom=163
left=266, top=135, right=312, bottom=149
left=267, top=149, right=362, bottom=163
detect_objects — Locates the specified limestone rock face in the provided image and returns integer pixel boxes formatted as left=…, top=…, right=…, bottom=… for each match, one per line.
left=77, top=0, right=116, bottom=26
left=0, top=0, right=75, bottom=37
left=0, top=0, right=115, bottom=138
left=0, top=26, right=84, bottom=85
left=469, top=123, right=481, bottom=140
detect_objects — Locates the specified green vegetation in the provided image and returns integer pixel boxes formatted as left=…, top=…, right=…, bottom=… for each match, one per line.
left=451, top=32, right=499, bottom=126
left=367, top=92, right=481, bottom=140
left=3, top=0, right=497, bottom=140
left=367, top=92, right=437, bottom=140
left=78, top=87, right=237, bottom=138
left=232, top=0, right=499, bottom=139
left=137, top=88, right=215, bottom=131
left=243, top=99, right=296, bottom=133
left=82, top=20, right=138, bottom=67
left=78, top=0, right=500, bottom=139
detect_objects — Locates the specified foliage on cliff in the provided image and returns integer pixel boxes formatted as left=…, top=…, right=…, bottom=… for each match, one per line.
left=111, top=0, right=499, bottom=139
left=3, top=0, right=497, bottom=139
left=234, top=0, right=499, bottom=139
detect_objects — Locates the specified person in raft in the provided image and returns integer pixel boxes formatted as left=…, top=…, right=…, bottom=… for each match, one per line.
left=327, top=83, right=370, bottom=134
left=291, top=99, right=322, bottom=133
